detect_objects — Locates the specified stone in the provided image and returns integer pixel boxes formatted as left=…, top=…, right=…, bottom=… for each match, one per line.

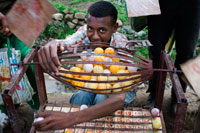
left=75, top=25, right=82, bottom=30
left=72, top=19, right=79, bottom=24
left=53, top=20, right=61, bottom=27
left=69, top=10, right=74, bottom=14
left=117, top=19, right=123, bottom=27
left=122, top=25, right=134, bottom=34
left=65, top=14, right=73, bottom=21
left=75, top=12, right=86, bottom=20
left=63, top=9, right=69, bottom=14
left=78, top=20, right=85, bottom=26
left=52, top=13, right=63, bottom=21
left=67, top=22, right=76, bottom=29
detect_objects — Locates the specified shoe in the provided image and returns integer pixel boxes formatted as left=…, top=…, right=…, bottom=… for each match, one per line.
left=144, top=93, right=155, bottom=107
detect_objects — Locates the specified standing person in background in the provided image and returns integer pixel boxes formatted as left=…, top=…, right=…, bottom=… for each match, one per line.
left=0, top=0, right=40, bottom=116
left=145, top=0, right=200, bottom=110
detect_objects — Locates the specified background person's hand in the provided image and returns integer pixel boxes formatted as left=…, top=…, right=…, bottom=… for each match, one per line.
left=38, top=40, right=65, bottom=75
left=33, top=111, right=77, bottom=131
left=0, top=12, right=11, bottom=36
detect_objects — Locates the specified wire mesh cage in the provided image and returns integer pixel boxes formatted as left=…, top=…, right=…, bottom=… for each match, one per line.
left=34, top=104, right=166, bottom=133
left=48, top=42, right=153, bottom=94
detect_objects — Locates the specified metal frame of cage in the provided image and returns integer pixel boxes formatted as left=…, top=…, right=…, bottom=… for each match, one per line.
left=1, top=40, right=188, bottom=132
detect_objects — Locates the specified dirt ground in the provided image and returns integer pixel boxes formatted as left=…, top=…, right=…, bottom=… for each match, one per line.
left=3, top=78, right=200, bottom=132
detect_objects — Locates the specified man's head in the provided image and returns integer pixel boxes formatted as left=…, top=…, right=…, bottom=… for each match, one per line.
left=87, top=1, right=118, bottom=43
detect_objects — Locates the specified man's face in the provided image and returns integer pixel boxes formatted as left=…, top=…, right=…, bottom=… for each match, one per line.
left=86, top=14, right=118, bottom=43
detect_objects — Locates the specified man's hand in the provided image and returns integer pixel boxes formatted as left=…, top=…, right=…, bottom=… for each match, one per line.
left=0, top=12, right=11, bottom=36
left=33, top=111, right=78, bottom=131
left=38, top=40, right=65, bottom=75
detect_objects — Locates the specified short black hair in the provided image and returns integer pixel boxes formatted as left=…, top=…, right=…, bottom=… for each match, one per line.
left=88, top=1, right=118, bottom=24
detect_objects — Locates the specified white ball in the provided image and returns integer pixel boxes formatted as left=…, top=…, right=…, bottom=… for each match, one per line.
left=88, top=52, right=96, bottom=61
left=83, top=64, right=93, bottom=73
left=151, top=108, right=160, bottom=117
left=81, top=51, right=88, bottom=60
left=80, top=104, right=88, bottom=110
left=84, top=82, right=88, bottom=88
left=103, top=69, right=111, bottom=74
left=128, top=66, right=138, bottom=72
left=105, top=57, right=112, bottom=67
left=34, top=117, right=44, bottom=123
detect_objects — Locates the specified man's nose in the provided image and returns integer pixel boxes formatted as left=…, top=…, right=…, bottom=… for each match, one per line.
left=92, top=31, right=100, bottom=41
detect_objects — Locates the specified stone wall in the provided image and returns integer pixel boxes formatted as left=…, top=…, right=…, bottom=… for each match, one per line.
left=52, top=9, right=123, bottom=31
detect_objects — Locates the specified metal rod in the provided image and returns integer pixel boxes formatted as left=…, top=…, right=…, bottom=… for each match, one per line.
left=10, top=62, right=182, bottom=73
left=11, top=62, right=40, bottom=66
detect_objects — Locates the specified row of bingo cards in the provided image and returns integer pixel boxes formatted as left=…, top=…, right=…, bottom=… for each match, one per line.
left=115, top=110, right=151, bottom=117
left=45, top=106, right=152, bottom=117
left=64, top=128, right=158, bottom=133
left=65, top=128, right=156, bottom=133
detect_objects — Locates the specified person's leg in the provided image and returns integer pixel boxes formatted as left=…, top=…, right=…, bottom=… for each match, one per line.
left=124, top=90, right=136, bottom=107
left=70, top=90, right=96, bottom=105
left=173, top=0, right=200, bottom=102
left=147, top=15, right=174, bottom=106
left=93, top=94, right=108, bottom=105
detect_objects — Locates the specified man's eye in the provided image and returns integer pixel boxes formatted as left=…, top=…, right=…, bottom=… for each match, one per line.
left=99, top=29, right=106, bottom=33
left=88, top=27, right=93, bottom=32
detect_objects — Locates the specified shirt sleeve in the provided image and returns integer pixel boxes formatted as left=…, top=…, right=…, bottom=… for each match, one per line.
left=62, top=25, right=87, bottom=48
left=111, top=32, right=128, bottom=48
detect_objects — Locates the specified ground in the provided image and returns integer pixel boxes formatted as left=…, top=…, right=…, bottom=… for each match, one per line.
left=3, top=73, right=199, bottom=132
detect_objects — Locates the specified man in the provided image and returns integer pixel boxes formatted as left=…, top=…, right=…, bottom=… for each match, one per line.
left=34, top=1, right=136, bottom=131
left=146, top=0, right=200, bottom=109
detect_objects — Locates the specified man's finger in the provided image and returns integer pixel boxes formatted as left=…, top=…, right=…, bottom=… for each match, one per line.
left=38, top=49, right=47, bottom=71
left=43, top=45, right=56, bottom=73
left=42, top=46, right=54, bottom=73
left=50, top=44, right=61, bottom=74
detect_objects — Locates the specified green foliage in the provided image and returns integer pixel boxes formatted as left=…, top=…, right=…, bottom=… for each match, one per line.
left=112, top=2, right=129, bottom=25
left=69, top=0, right=96, bottom=5
left=170, top=49, right=176, bottom=63
left=136, top=47, right=149, bottom=59
left=197, top=39, right=200, bottom=55
left=49, top=0, right=67, bottom=12
left=40, top=21, right=75, bottom=39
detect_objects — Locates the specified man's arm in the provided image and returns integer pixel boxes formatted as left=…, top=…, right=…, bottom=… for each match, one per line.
left=38, top=26, right=87, bottom=75
left=33, top=93, right=126, bottom=131
left=0, top=12, right=11, bottom=36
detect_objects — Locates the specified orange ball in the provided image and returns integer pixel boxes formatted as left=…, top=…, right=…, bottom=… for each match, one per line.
left=81, top=75, right=91, bottom=81
left=94, top=56, right=105, bottom=62
left=71, top=67, right=81, bottom=78
left=64, top=73, right=73, bottom=82
left=105, top=47, right=115, bottom=55
left=94, top=47, right=104, bottom=53
left=109, top=65, right=120, bottom=74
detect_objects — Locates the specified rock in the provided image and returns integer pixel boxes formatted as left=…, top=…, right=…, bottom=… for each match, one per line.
left=75, top=12, right=86, bottom=20
left=69, top=10, right=74, bottom=14
left=75, top=25, right=82, bottom=30
left=53, top=20, right=61, bottom=27
left=122, top=25, right=134, bottom=34
left=72, top=19, right=79, bottom=24
left=65, top=14, right=73, bottom=21
left=52, top=13, right=63, bottom=21
left=63, top=9, right=69, bottom=14
left=67, top=22, right=76, bottom=29
left=117, top=19, right=123, bottom=27
left=78, top=20, right=85, bottom=26
left=137, top=31, right=146, bottom=36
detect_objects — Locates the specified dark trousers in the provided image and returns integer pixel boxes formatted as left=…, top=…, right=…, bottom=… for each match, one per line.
left=147, top=0, right=200, bottom=100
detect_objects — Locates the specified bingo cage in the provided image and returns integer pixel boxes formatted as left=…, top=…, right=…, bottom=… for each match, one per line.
left=1, top=40, right=188, bottom=133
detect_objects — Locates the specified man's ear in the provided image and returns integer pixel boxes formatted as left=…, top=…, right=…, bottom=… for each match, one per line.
left=113, top=22, right=118, bottom=33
